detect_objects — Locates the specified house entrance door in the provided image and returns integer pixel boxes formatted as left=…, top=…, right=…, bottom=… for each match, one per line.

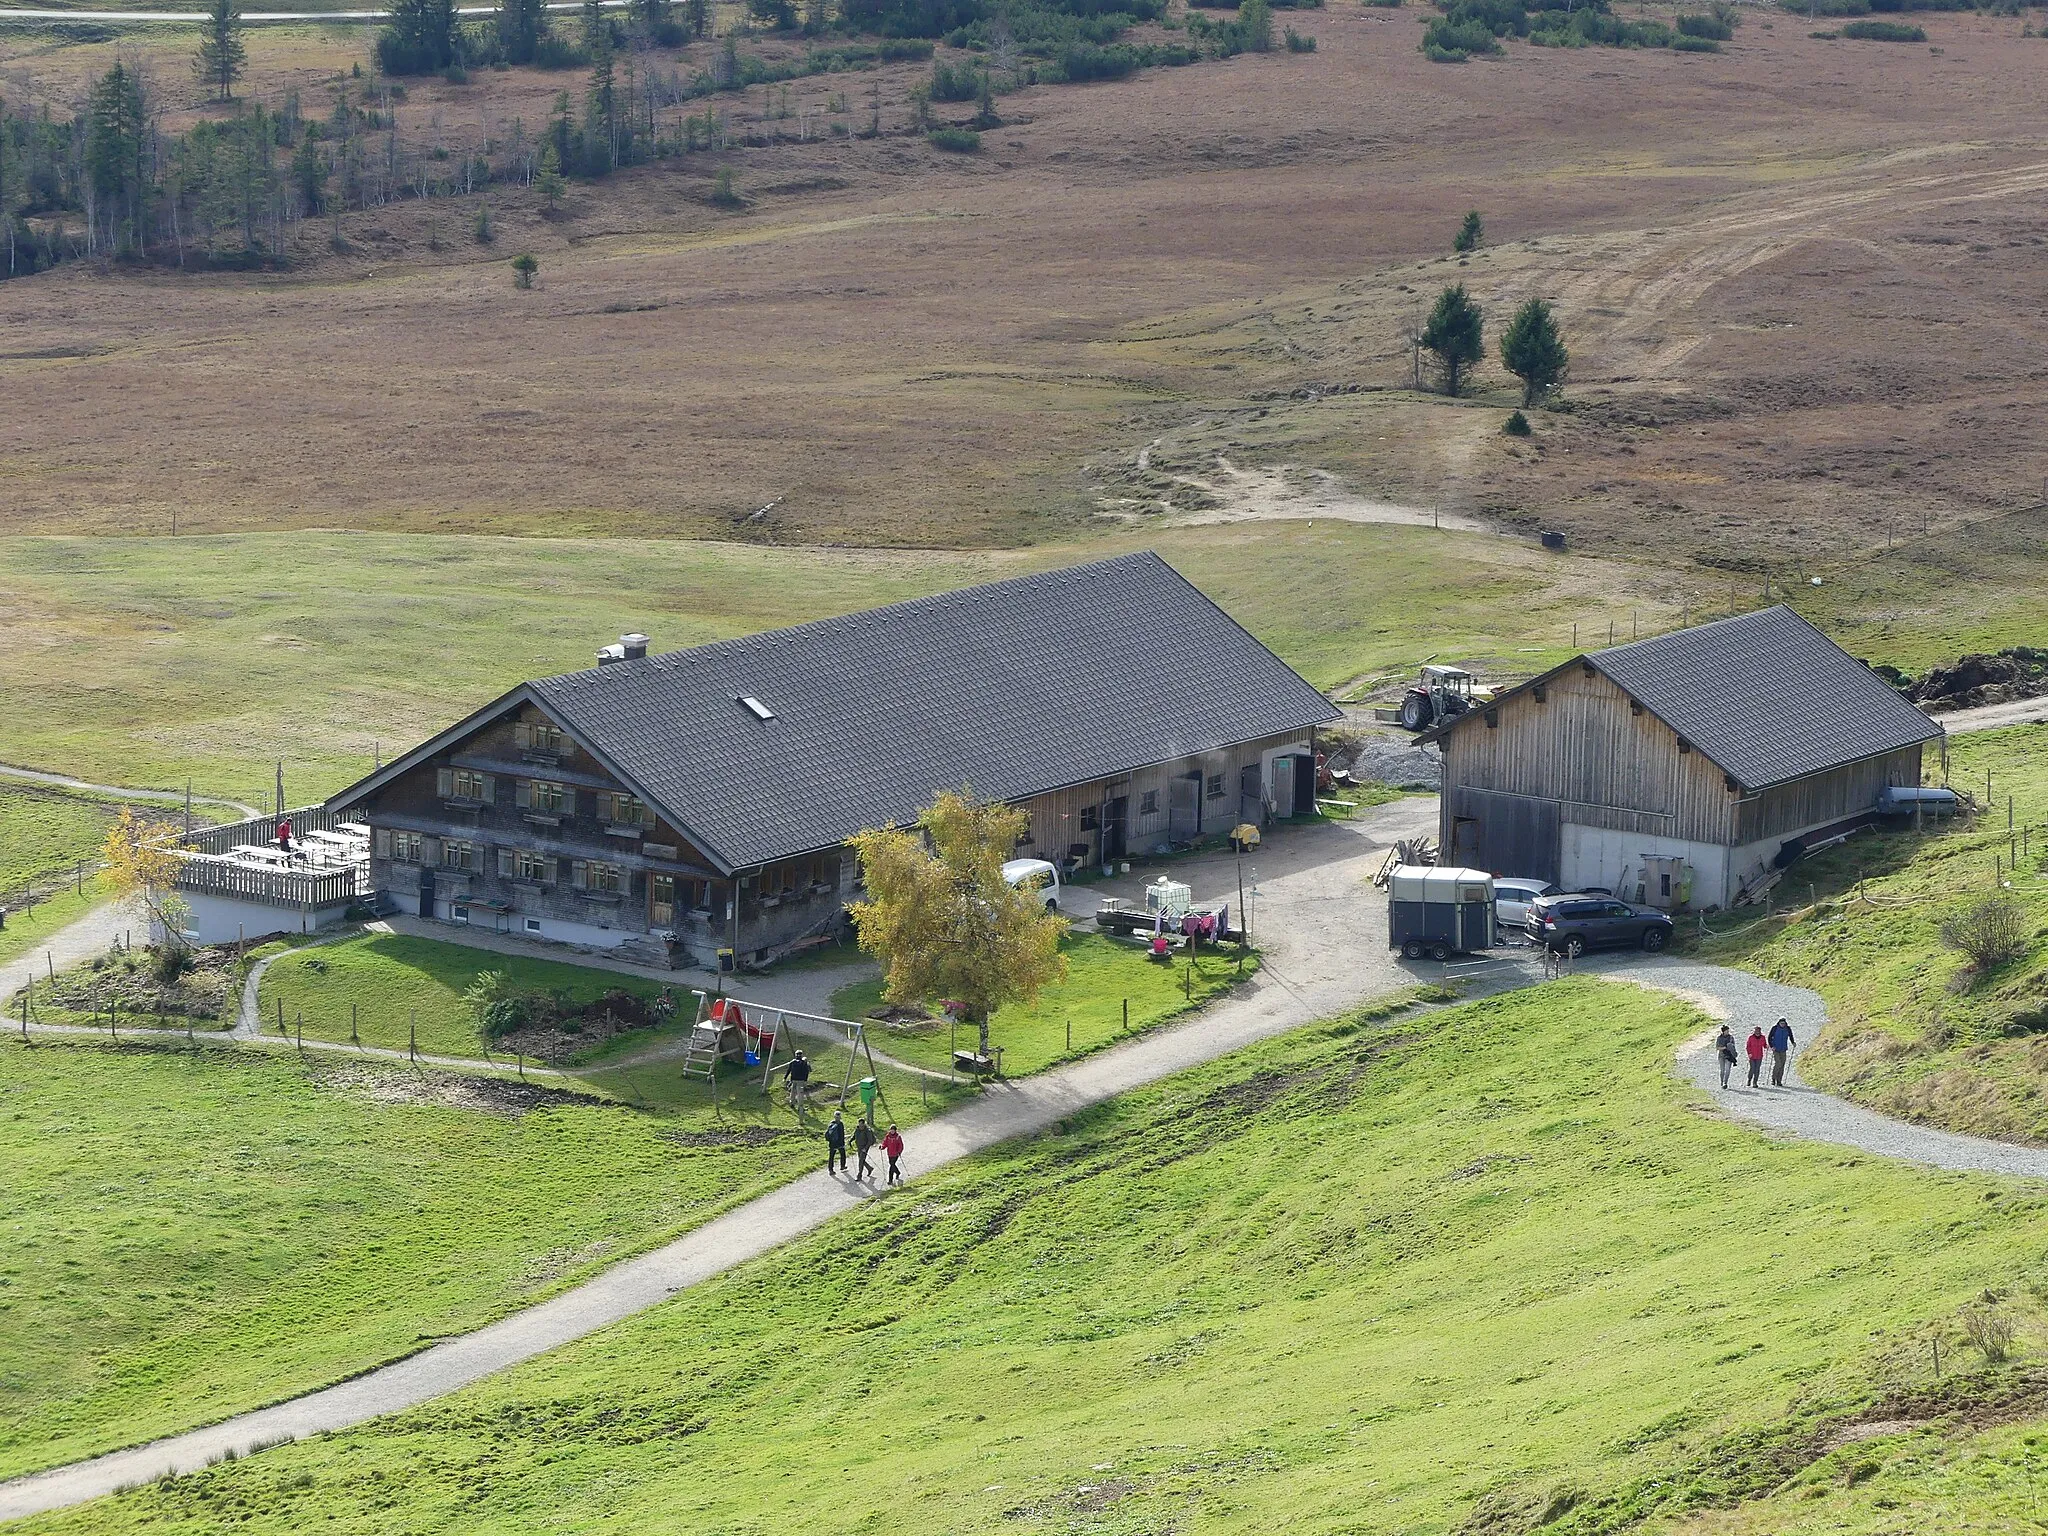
left=419, top=867, right=437, bottom=919
left=1168, top=774, right=1201, bottom=842
left=1102, top=796, right=1128, bottom=862
left=1239, top=764, right=1263, bottom=826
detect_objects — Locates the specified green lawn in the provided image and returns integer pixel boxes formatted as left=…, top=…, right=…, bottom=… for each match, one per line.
left=0, top=786, right=115, bottom=897
left=829, top=929, right=1256, bottom=1075
left=0, top=1035, right=828, bottom=1483
left=1707, top=722, right=2048, bottom=1144
left=29, top=977, right=2048, bottom=1535
left=248, top=929, right=958, bottom=1118
left=254, top=931, right=671, bottom=1060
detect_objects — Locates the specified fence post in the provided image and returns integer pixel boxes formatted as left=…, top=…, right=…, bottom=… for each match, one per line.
left=351, top=1003, right=359, bottom=1046
left=409, top=1012, right=418, bottom=1062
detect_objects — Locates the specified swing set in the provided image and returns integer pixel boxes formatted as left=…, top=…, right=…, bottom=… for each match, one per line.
left=676, top=990, right=897, bottom=1124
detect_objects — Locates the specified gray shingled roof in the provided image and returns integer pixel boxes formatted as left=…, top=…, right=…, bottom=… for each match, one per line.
left=515, top=552, right=1338, bottom=870
left=1587, top=605, right=1942, bottom=790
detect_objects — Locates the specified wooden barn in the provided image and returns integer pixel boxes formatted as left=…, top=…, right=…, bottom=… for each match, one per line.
left=1420, top=606, right=1944, bottom=910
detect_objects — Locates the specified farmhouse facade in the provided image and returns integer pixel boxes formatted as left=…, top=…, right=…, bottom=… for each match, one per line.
left=1421, top=606, right=1944, bottom=910
left=325, top=553, right=1340, bottom=969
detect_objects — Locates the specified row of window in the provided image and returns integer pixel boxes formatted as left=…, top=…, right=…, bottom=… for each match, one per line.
left=435, top=766, right=652, bottom=828
left=513, top=721, right=569, bottom=756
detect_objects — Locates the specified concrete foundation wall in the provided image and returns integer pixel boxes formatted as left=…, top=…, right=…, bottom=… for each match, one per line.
left=163, top=891, right=354, bottom=946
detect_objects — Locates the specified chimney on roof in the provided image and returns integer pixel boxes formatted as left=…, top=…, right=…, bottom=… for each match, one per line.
left=596, top=632, right=651, bottom=667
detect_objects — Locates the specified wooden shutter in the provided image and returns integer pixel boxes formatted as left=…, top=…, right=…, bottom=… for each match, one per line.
left=480, top=775, right=495, bottom=805
left=571, top=859, right=589, bottom=890
left=561, top=787, right=576, bottom=816
left=543, top=856, right=558, bottom=885
left=497, top=847, right=515, bottom=877
left=515, top=779, right=531, bottom=809
left=437, top=768, right=453, bottom=797
left=373, top=828, right=392, bottom=858
left=514, top=721, right=532, bottom=749
left=423, top=836, right=441, bottom=864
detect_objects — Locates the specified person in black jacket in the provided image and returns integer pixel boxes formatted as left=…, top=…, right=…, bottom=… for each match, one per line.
left=1715, top=1025, right=1738, bottom=1090
left=824, top=1110, right=847, bottom=1174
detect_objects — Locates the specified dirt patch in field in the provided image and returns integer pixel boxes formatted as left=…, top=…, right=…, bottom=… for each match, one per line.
left=307, top=1060, right=609, bottom=1117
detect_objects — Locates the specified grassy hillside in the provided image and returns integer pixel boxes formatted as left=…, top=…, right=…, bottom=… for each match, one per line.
left=0, top=1037, right=828, bottom=1481
left=1714, top=723, right=2048, bottom=1144
left=28, top=978, right=2048, bottom=1535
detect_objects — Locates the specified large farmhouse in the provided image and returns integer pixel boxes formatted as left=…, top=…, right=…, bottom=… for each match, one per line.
left=1421, top=605, right=1944, bottom=910
left=325, top=552, right=1341, bottom=969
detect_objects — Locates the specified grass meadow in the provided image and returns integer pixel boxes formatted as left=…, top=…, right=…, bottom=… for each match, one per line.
left=25, top=978, right=2048, bottom=1534
left=830, top=929, right=1257, bottom=1076
left=0, top=523, right=1681, bottom=804
left=0, top=1036, right=830, bottom=1482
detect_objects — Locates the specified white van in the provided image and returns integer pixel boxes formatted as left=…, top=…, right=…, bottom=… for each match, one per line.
left=1002, top=858, right=1063, bottom=912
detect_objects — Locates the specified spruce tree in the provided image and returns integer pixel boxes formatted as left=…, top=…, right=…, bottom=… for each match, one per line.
left=1499, top=296, right=1568, bottom=406
left=1420, top=283, right=1483, bottom=396
left=194, top=0, right=248, bottom=102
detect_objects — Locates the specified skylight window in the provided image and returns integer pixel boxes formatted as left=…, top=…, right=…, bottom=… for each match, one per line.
left=738, top=695, right=776, bottom=721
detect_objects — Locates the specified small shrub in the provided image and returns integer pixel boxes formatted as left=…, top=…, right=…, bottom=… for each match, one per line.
left=473, top=204, right=493, bottom=244
left=1961, top=1304, right=2016, bottom=1362
left=1672, top=32, right=1721, bottom=48
left=509, top=251, right=538, bottom=289
left=442, top=63, right=469, bottom=83
left=929, top=59, right=981, bottom=100
left=1939, top=895, right=2029, bottom=973
left=1363, top=0, right=1403, bottom=7
left=1453, top=208, right=1483, bottom=252
left=1843, top=17, right=1925, bottom=36
left=1503, top=409, right=1532, bottom=436
left=711, top=166, right=742, bottom=206
left=1284, top=24, right=1317, bottom=45
left=1676, top=11, right=1732, bottom=35
left=929, top=125, right=983, bottom=152
left=1422, top=16, right=1500, bottom=55
left=149, top=944, right=191, bottom=987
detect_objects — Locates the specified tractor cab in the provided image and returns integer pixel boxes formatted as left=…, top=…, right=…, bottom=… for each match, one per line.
left=1399, top=665, right=1487, bottom=731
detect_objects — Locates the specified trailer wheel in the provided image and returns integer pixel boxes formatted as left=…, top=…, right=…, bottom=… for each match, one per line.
left=1402, top=939, right=1425, bottom=960
left=1429, top=941, right=1452, bottom=962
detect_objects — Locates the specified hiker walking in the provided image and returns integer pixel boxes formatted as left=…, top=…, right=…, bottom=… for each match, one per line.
left=853, top=1117, right=877, bottom=1180
left=1744, top=1025, right=1766, bottom=1088
left=825, top=1110, right=848, bottom=1174
left=882, top=1124, right=905, bottom=1187
left=1767, top=1017, right=1797, bottom=1087
left=1715, top=1025, right=1738, bottom=1090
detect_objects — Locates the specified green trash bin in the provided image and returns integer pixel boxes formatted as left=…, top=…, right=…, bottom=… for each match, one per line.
left=858, top=1076, right=878, bottom=1123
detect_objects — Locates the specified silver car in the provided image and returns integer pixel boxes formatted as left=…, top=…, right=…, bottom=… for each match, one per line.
left=1493, top=878, right=1560, bottom=930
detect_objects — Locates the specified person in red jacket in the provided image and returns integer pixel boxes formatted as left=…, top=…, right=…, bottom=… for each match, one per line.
left=882, top=1124, right=905, bottom=1186
left=1744, top=1025, right=1767, bottom=1088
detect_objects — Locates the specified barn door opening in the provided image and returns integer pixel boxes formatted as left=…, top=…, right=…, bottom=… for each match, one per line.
left=1293, top=754, right=1316, bottom=817
left=1102, top=796, right=1128, bottom=861
left=1169, top=773, right=1201, bottom=842
left=1239, top=764, right=1263, bottom=826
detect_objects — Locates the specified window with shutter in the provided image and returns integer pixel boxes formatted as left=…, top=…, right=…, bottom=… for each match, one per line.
left=497, top=847, right=515, bottom=877
left=374, top=828, right=392, bottom=858
left=437, top=768, right=453, bottom=797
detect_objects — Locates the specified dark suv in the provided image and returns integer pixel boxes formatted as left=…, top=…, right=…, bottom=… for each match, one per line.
left=1525, top=893, right=1674, bottom=956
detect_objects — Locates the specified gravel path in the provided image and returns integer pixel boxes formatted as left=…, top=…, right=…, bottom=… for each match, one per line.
left=1604, top=957, right=2048, bottom=1179
left=1930, top=697, right=2048, bottom=736
left=0, top=899, right=143, bottom=1007
left=0, top=762, right=259, bottom=820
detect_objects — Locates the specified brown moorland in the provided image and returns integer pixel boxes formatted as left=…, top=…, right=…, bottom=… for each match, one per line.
left=1, top=4, right=2045, bottom=566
